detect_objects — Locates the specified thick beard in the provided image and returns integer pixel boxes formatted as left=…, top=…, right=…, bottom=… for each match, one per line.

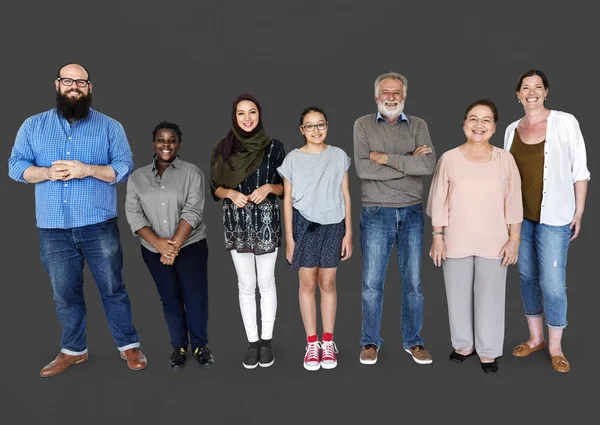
left=56, top=90, right=92, bottom=120
left=377, top=99, right=405, bottom=119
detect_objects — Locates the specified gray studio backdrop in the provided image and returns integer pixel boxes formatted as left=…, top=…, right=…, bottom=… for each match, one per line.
left=1, top=1, right=597, bottom=424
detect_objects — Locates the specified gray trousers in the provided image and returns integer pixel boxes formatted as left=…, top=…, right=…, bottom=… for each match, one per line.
left=442, top=256, right=507, bottom=358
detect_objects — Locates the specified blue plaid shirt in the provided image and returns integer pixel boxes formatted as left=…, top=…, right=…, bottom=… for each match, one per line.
left=8, top=108, right=134, bottom=229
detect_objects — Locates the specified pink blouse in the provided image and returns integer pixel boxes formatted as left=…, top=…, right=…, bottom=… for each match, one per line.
left=426, top=146, right=523, bottom=259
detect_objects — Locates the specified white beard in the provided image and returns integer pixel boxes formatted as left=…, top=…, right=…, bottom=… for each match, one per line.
left=377, top=99, right=405, bottom=119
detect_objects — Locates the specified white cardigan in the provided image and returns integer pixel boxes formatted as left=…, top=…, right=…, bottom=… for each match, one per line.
left=504, top=110, right=590, bottom=226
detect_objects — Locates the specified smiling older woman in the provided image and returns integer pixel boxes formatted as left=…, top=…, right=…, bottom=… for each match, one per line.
left=426, top=99, right=523, bottom=374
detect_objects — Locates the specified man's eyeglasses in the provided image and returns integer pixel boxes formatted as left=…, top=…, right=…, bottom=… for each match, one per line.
left=57, top=78, right=90, bottom=88
left=301, top=122, right=328, bottom=132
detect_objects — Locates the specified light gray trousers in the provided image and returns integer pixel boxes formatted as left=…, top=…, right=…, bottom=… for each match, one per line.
left=442, top=256, right=507, bottom=358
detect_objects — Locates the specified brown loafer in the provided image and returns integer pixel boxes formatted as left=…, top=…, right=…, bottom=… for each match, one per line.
left=120, top=347, right=147, bottom=371
left=550, top=354, right=570, bottom=373
left=40, top=352, right=88, bottom=378
left=512, top=341, right=547, bottom=357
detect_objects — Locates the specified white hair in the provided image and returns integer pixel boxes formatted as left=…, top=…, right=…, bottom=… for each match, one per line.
left=374, top=72, right=408, bottom=97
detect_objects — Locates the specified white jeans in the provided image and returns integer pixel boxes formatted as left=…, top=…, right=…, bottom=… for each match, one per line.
left=230, top=249, right=278, bottom=342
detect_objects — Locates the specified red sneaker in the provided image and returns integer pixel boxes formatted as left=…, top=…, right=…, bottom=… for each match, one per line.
left=304, top=341, right=321, bottom=371
left=321, top=340, right=338, bottom=369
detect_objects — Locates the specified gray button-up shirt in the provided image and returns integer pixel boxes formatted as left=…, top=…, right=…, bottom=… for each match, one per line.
left=125, top=157, right=207, bottom=253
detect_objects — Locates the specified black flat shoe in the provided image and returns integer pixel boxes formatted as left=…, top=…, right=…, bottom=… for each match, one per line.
left=480, top=360, right=498, bottom=374
left=243, top=342, right=260, bottom=369
left=169, top=347, right=187, bottom=370
left=449, top=350, right=476, bottom=363
left=193, top=346, right=214, bottom=369
left=259, top=339, right=274, bottom=368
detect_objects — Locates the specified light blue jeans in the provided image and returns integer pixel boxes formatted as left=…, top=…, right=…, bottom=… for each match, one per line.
left=518, top=218, right=571, bottom=329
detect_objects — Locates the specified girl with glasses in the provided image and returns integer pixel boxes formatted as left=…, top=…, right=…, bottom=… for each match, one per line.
left=277, top=106, right=353, bottom=371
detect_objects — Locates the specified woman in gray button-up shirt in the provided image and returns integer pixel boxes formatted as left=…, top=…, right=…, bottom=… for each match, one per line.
left=125, top=121, right=214, bottom=371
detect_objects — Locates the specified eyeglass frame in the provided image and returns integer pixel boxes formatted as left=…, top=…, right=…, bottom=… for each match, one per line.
left=465, top=116, right=495, bottom=125
left=56, top=77, right=91, bottom=88
left=300, top=122, right=328, bottom=132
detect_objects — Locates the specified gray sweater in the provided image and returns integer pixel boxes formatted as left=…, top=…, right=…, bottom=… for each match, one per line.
left=353, top=113, right=436, bottom=207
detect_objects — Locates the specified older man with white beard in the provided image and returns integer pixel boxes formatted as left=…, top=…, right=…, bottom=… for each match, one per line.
left=353, top=72, right=436, bottom=366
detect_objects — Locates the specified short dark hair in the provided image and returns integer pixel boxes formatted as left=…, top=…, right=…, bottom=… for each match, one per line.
left=516, top=69, right=550, bottom=92
left=56, top=63, right=91, bottom=81
left=152, top=121, right=183, bottom=142
left=464, top=99, right=498, bottom=123
left=299, top=106, right=328, bottom=125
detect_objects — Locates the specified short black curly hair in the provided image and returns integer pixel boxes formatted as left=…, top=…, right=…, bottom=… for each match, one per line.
left=152, top=121, right=182, bottom=142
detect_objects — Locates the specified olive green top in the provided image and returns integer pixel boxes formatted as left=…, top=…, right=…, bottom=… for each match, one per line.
left=510, top=130, right=545, bottom=221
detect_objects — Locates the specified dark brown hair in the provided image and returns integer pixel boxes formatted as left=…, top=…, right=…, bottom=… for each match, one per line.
left=464, top=99, right=498, bottom=122
left=516, top=69, right=550, bottom=92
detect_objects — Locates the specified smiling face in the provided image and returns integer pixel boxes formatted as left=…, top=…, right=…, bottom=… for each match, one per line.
left=375, top=78, right=405, bottom=119
left=463, top=104, right=496, bottom=144
left=235, top=100, right=259, bottom=132
left=517, top=75, right=548, bottom=110
left=153, top=128, right=181, bottom=163
left=299, top=111, right=328, bottom=145
left=55, top=64, right=92, bottom=99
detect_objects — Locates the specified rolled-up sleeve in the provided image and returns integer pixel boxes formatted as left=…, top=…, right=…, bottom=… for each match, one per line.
left=125, top=176, right=152, bottom=235
left=504, top=153, right=523, bottom=225
left=426, top=153, right=449, bottom=226
left=108, top=121, right=134, bottom=185
left=8, top=120, right=36, bottom=183
left=180, top=167, right=204, bottom=229
left=276, top=154, right=293, bottom=184
left=568, top=116, right=591, bottom=183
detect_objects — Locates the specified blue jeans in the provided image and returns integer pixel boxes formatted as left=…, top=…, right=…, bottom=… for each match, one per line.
left=39, top=218, right=140, bottom=354
left=360, top=204, right=425, bottom=349
left=518, top=218, right=571, bottom=329
left=141, top=240, right=209, bottom=350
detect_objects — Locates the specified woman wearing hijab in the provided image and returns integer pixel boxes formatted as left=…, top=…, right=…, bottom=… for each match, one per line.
left=210, top=94, right=286, bottom=369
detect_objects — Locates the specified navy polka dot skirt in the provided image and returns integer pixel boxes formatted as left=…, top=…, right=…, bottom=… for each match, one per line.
left=289, top=208, right=345, bottom=271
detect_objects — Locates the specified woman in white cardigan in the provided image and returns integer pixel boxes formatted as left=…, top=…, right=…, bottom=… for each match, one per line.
left=504, top=69, right=590, bottom=373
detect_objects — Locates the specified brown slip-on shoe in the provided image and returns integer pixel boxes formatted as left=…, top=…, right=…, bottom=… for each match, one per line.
left=40, top=352, right=88, bottom=378
left=512, top=341, right=547, bottom=357
left=550, top=354, right=570, bottom=373
left=405, top=345, right=433, bottom=364
left=120, top=348, right=147, bottom=371
left=359, top=344, right=379, bottom=365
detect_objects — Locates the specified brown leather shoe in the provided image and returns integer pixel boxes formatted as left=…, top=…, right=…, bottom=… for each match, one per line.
left=120, top=347, right=147, bottom=371
left=550, top=354, right=570, bottom=373
left=405, top=345, right=433, bottom=364
left=359, top=344, right=379, bottom=365
left=512, top=341, right=547, bottom=357
left=40, top=352, right=88, bottom=378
